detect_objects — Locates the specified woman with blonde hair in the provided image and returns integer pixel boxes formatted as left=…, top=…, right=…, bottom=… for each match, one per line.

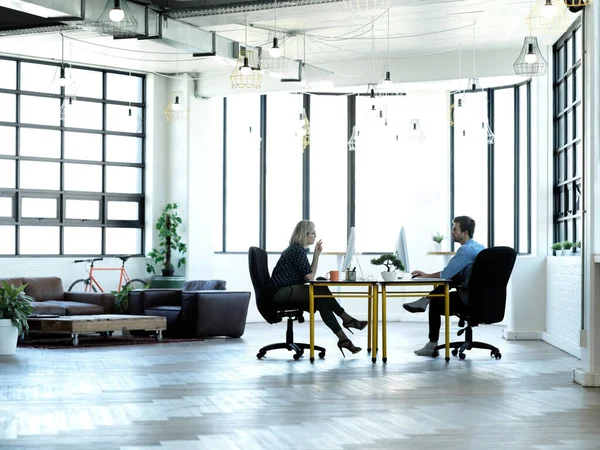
left=270, top=220, right=366, bottom=356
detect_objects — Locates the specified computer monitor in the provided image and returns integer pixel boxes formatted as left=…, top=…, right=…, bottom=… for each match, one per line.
left=341, top=227, right=355, bottom=271
left=395, top=226, right=410, bottom=273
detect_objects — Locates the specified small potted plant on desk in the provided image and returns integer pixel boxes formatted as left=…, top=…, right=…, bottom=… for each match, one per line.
left=551, top=242, right=563, bottom=256
left=0, top=281, right=34, bottom=355
left=147, top=203, right=187, bottom=283
left=432, top=232, right=446, bottom=251
left=371, top=253, right=405, bottom=282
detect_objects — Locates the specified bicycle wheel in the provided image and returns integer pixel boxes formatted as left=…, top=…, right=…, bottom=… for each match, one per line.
left=123, top=279, right=147, bottom=290
left=68, top=279, right=97, bottom=292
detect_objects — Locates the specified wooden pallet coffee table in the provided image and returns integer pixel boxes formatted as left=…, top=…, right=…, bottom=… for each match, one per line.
left=27, top=314, right=167, bottom=346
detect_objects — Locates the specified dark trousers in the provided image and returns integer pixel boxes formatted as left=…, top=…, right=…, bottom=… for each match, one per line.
left=427, top=285, right=469, bottom=342
left=273, top=284, right=344, bottom=333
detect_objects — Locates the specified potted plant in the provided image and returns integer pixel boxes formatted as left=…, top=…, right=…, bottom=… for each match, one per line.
left=574, top=241, right=581, bottom=253
left=111, top=283, right=148, bottom=314
left=146, top=203, right=187, bottom=277
left=370, top=253, right=405, bottom=281
left=562, top=241, right=574, bottom=255
left=0, top=281, right=34, bottom=355
left=432, top=232, right=446, bottom=251
left=551, top=242, right=563, bottom=256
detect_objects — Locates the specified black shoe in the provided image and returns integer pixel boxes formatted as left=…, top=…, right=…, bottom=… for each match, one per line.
left=342, top=318, right=368, bottom=334
left=337, top=339, right=362, bottom=357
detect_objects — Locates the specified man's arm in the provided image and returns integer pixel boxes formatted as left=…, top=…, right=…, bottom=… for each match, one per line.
left=411, top=269, right=442, bottom=278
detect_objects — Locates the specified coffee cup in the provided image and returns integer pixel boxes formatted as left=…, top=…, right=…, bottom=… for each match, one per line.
left=326, top=270, right=340, bottom=281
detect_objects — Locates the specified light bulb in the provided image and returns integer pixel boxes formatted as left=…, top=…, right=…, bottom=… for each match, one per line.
left=525, top=44, right=538, bottom=64
left=269, top=38, right=281, bottom=58
left=542, top=0, right=556, bottom=18
left=240, top=57, right=252, bottom=76
left=109, top=7, right=124, bottom=22
left=171, top=95, right=182, bottom=111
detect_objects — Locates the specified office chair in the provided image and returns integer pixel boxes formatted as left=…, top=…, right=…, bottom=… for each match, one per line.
left=434, top=246, right=517, bottom=360
left=248, top=246, right=326, bottom=360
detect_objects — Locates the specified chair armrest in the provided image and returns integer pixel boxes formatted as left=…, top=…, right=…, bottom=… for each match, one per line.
left=63, top=292, right=116, bottom=313
left=129, top=289, right=183, bottom=315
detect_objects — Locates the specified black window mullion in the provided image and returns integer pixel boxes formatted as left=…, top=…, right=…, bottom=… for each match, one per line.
left=487, top=89, right=494, bottom=247
left=514, top=86, right=520, bottom=252
left=222, top=97, right=227, bottom=252
left=259, top=94, right=267, bottom=249
left=347, top=94, right=356, bottom=232
left=302, top=93, right=310, bottom=220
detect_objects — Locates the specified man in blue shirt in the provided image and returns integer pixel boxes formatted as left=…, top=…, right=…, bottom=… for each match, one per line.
left=403, top=216, right=485, bottom=356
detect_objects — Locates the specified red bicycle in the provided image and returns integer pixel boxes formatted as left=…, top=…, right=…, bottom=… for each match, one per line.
left=68, top=255, right=146, bottom=292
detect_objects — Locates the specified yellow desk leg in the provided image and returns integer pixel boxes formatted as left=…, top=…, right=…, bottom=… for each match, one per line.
left=382, top=286, right=387, bottom=363
left=309, top=283, right=315, bottom=363
left=372, top=284, right=378, bottom=363
left=367, top=290, right=372, bottom=353
left=444, top=283, right=450, bottom=363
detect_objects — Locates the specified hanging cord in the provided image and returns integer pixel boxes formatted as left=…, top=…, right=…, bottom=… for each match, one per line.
left=274, top=0, right=277, bottom=38
left=472, top=17, right=476, bottom=79
left=60, top=32, right=65, bottom=70
left=386, top=8, right=390, bottom=71
left=371, top=25, right=375, bottom=83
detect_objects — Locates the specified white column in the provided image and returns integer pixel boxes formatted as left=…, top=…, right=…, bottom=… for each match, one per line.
left=574, top=3, right=600, bottom=387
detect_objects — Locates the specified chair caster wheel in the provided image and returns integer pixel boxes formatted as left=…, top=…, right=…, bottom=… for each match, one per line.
left=495, top=352, right=502, bottom=360
left=451, top=349, right=458, bottom=356
left=459, top=352, right=466, bottom=360
left=257, top=352, right=265, bottom=359
left=293, top=353, right=302, bottom=360
left=318, top=351, right=326, bottom=359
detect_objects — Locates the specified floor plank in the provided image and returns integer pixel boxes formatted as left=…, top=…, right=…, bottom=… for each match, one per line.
left=0, top=322, right=599, bottom=449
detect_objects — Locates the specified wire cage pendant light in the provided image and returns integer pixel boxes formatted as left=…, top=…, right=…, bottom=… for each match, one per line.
left=230, top=22, right=262, bottom=90
left=96, top=0, right=138, bottom=37
left=527, top=0, right=569, bottom=33
left=164, top=90, right=189, bottom=121
left=564, top=0, right=593, bottom=13
left=514, top=36, right=548, bottom=76
left=408, top=119, right=425, bottom=144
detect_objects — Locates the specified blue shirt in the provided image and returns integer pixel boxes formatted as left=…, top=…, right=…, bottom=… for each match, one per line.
left=441, top=239, right=485, bottom=284
left=270, top=243, right=312, bottom=293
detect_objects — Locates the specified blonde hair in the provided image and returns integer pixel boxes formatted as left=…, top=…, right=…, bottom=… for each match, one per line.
left=289, top=220, right=315, bottom=247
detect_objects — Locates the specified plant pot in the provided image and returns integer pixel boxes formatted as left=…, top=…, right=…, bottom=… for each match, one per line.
left=161, top=268, right=175, bottom=277
left=381, top=271, right=397, bottom=282
left=0, top=319, right=18, bottom=355
left=433, top=242, right=442, bottom=252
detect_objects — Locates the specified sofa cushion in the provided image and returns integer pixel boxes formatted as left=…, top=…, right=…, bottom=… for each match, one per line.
left=30, top=301, right=66, bottom=316
left=0, top=278, right=24, bottom=289
left=21, top=277, right=64, bottom=302
left=183, top=280, right=226, bottom=291
left=42, top=301, right=104, bottom=315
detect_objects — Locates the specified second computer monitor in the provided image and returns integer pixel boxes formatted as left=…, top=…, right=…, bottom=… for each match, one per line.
left=341, top=227, right=355, bottom=271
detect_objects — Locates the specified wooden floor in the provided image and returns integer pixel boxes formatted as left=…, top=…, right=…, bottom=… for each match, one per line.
left=1, top=322, right=599, bottom=450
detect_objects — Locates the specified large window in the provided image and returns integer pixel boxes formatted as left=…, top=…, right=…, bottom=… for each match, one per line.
left=220, top=81, right=531, bottom=254
left=451, top=82, right=531, bottom=252
left=0, top=57, right=145, bottom=256
left=553, top=18, right=582, bottom=245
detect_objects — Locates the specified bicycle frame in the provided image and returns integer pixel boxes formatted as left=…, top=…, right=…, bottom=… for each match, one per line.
left=84, top=267, right=133, bottom=293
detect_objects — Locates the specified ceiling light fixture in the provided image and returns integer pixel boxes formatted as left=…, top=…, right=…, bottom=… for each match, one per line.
left=109, top=0, right=124, bottom=22
left=270, top=0, right=282, bottom=59
left=408, top=119, right=425, bottom=144
left=97, top=0, right=138, bottom=37
left=514, top=0, right=548, bottom=76
left=230, top=21, right=263, bottom=89
left=527, top=0, right=568, bottom=33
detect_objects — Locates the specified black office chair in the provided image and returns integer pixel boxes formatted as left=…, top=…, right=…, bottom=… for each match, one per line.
left=248, top=246, right=326, bottom=360
left=434, top=246, right=517, bottom=360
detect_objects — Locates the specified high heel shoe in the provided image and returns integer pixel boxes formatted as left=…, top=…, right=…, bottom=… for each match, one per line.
left=342, top=318, right=368, bottom=334
left=337, top=339, right=362, bottom=357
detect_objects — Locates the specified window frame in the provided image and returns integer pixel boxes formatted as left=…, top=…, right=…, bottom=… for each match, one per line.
left=0, top=55, right=145, bottom=257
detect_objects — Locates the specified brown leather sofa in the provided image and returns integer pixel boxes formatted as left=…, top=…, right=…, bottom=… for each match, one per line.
left=129, top=281, right=250, bottom=338
left=0, top=277, right=115, bottom=316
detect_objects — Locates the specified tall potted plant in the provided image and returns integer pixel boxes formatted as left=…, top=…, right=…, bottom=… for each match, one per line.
left=146, top=203, right=187, bottom=277
left=0, top=281, right=34, bottom=355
